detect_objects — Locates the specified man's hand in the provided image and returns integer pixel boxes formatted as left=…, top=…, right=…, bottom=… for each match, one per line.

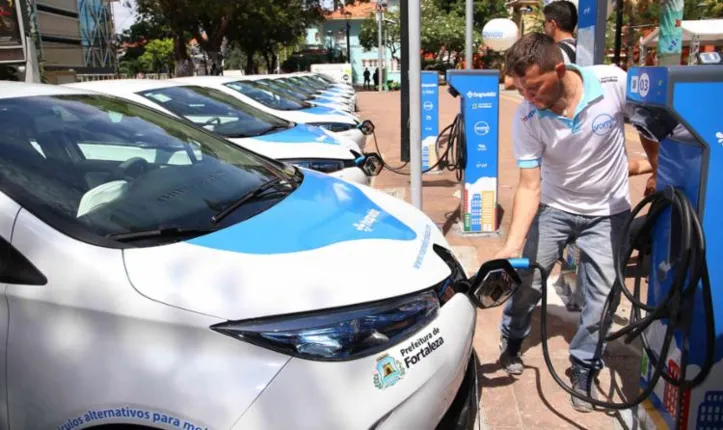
left=645, top=174, right=657, bottom=196
left=493, top=246, right=523, bottom=261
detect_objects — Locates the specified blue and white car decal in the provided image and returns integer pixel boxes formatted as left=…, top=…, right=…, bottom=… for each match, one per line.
left=254, top=124, right=342, bottom=145
left=302, top=106, right=340, bottom=115
left=188, top=171, right=417, bottom=255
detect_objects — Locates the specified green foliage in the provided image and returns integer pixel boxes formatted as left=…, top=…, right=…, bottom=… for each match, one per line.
left=359, top=0, right=507, bottom=67
left=138, top=38, right=175, bottom=73
left=358, top=9, right=401, bottom=60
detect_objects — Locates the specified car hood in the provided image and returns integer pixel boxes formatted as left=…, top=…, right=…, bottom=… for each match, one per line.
left=228, top=123, right=358, bottom=160
left=123, top=170, right=453, bottom=321
left=302, top=105, right=353, bottom=118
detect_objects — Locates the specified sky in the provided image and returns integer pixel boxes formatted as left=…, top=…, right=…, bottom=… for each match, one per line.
left=111, top=0, right=136, bottom=34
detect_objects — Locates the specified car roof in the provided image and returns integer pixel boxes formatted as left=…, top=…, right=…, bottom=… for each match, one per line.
left=171, top=75, right=242, bottom=85
left=63, top=79, right=184, bottom=95
left=0, top=80, right=97, bottom=100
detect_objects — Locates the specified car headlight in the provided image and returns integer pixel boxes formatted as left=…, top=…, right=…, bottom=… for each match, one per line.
left=306, top=122, right=355, bottom=133
left=211, top=290, right=440, bottom=361
left=281, top=158, right=347, bottom=173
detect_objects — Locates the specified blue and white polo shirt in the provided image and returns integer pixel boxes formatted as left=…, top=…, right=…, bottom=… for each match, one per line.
left=513, top=64, right=631, bottom=217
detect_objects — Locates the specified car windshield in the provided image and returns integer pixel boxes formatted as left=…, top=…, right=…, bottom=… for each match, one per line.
left=138, top=85, right=292, bottom=138
left=257, top=79, right=312, bottom=101
left=314, top=74, right=334, bottom=84
left=275, top=79, right=317, bottom=98
left=0, top=93, right=300, bottom=247
left=292, top=76, right=325, bottom=90
left=224, top=81, right=306, bottom=111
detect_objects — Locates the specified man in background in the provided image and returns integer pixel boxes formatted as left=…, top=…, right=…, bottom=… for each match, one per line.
left=542, top=0, right=577, bottom=63
left=504, top=0, right=578, bottom=89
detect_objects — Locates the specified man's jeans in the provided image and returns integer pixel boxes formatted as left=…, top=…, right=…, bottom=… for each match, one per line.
left=500, top=204, right=630, bottom=369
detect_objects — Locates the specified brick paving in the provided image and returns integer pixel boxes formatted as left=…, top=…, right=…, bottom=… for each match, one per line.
left=357, top=87, right=651, bottom=430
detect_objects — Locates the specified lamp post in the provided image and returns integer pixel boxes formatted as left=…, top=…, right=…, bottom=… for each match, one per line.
left=377, top=2, right=385, bottom=92
left=344, top=11, right=351, bottom=64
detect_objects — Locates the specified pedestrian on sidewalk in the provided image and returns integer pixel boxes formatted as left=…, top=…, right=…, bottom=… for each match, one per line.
left=492, top=32, right=658, bottom=413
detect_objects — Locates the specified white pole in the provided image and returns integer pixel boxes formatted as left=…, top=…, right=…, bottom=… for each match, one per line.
left=409, top=0, right=422, bottom=209
left=377, top=6, right=384, bottom=92
left=465, top=0, right=473, bottom=69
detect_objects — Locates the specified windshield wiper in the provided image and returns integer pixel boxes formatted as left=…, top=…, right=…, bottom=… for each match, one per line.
left=210, top=177, right=288, bottom=225
left=107, top=227, right=217, bottom=242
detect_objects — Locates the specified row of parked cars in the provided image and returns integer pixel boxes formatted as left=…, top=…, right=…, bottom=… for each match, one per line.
left=0, top=72, right=481, bottom=429
left=68, top=73, right=381, bottom=185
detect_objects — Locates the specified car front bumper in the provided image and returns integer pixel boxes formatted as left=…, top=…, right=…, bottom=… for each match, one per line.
left=329, top=166, right=370, bottom=186
left=232, top=293, right=478, bottom=430
left=337, top=128, right=366, bottom=152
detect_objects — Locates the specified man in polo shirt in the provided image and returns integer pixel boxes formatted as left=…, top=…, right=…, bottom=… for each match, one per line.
left=492, top=32, right=655, bottom=413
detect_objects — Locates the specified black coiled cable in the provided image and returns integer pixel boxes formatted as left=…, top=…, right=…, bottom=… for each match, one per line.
left=535, top=186, right=715, bottom=411
left=369, top=113, right=467, bottom=180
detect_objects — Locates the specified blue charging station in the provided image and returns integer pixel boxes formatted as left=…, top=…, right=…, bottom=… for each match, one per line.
left=446, top=70, right=501, bottom=234
left=626, top=66, right=723, bottom=429
left=421, top=71, right=440, bottom=173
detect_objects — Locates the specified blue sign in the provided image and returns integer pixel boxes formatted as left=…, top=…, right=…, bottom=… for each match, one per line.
left=421, top=71, right=440, bottom=173
left=446, top=70, right=500, bottom=233
left=626, top=66, right=669, bottom=106
left=628, top=68, right=723, bottom=430
left=576, top=0, right=605, bottom=66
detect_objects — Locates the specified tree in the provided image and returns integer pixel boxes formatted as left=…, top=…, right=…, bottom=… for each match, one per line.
left=129, top=0, right=191, bottom=75
left=358, top=9, right=401, bottom=61
left=358, top=0, right=470, bottom=67
left=227, top=0, right=325, bottom=74
left=138, top=38, right=175, bottom=73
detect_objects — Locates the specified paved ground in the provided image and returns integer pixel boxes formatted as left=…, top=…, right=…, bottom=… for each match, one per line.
left=356, top=87, right=652, bottom=430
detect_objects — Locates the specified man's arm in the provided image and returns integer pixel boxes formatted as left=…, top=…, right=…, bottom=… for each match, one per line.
left=494, top=167, right=541, bottom=259
left=639, top=134, right=659, bottom=195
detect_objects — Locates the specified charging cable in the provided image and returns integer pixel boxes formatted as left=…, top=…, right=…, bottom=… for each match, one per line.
left=507, top=186, right=715, bottom=411
left=368, top=114, right=467, bottom=181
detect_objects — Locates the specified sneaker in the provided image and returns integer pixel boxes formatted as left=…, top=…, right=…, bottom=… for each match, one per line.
left=499, top=336, right=524, bottom=375
left=570, top=364, right=597, bottom=413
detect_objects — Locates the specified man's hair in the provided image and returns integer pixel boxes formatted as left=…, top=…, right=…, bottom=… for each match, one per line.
left=504, top=33, right=564, bottom=78
left=543, top=0, right=578, bottom=34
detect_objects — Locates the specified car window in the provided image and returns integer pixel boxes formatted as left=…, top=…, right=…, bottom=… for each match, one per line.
left=0, top=94, right=299, bottom=247
left=138, top=85, right=292, bottom=138
left=277, top=79, right=315, bottom=97
left=257, top=79, right=311, bottom=101
left=224, top=81, right=305, bottom=111
left=293, top=77, right=324, bottom=90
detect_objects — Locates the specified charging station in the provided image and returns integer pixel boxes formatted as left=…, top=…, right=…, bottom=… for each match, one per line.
left=626, top=65, right=723, bottom=429
left=446, top=70, right=500, bottom=234
left=421, top=71, right=440, bottom=173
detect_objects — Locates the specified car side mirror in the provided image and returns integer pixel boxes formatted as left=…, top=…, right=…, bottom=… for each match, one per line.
left=358, top=120, right=375, bottom=136
left=361, top=153, right=383, bottom=177
left=468, top=259, right=524, bottom=309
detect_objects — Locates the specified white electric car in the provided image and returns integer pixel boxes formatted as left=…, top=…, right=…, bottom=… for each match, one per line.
left=289, top=72, right=355, bottom=97
left=169, top=75, right=368, bottom=151
left=254, top=75, right=356, bottom=112
left=273, top=74, right=357, bottom=107
left=248, top=75, right=356, bottom=114
left=65, top=79, right=377, bottom=185
left=0, top=81, right=481, bottom=430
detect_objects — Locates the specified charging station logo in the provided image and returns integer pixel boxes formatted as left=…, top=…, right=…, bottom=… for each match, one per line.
left=638, top=73, right=651, bottom=97
left=466, top=91, right=497, bottom=99
left=474, top=121, right=491, bottom=136
left=423, top=101, right=434, bottom=111
left=592, top=114, right=615, bottom=136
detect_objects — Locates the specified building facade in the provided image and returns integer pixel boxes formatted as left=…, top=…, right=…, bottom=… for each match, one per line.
left=306, top=0, right=401, bottom=87
left=27, top=0, right=115, bottom=75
